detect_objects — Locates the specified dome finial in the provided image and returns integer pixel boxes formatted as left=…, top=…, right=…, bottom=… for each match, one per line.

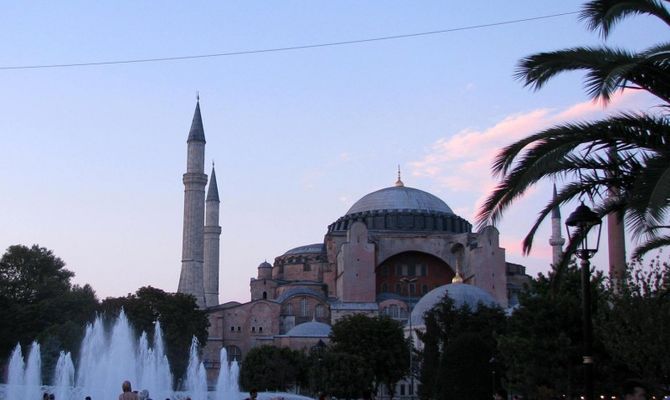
left=452, top=271, right=464, bottom=284
left=395, top=165, right=404, bottom=187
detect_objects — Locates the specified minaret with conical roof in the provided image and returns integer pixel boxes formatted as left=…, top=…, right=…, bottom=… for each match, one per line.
left=178, top=99, right=208, bottom=308
left=549, top=184, right=566, bottom=265
left=204, top=163, right=221, bottom=307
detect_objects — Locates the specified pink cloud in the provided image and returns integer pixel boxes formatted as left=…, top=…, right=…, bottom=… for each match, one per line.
left=410, top=90, right=650, bottom=203
left=409, top=90, right=656, bottom=262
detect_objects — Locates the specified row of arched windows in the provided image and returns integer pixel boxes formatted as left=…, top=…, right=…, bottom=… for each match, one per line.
left=380, top=282, right=429, bottom=296
left=282, top=298, right=326, bottom=318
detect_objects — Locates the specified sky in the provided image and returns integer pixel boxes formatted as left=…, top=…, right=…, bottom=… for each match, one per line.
left=0, top=1, right=665, bottom=304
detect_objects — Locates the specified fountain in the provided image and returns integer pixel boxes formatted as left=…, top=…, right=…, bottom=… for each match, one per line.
left=1, top=310, right=242, bottom=400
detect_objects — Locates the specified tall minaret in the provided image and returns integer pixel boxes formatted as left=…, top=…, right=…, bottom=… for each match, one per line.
left=549, top=184, right=565, bottom=266
left=204, top=163, right=221, bottom=307
left=178, top=100, right=207, bottom=308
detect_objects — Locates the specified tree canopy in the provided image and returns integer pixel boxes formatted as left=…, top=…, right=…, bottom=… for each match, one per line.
left=329, top=314, right=409, bottom=396
left=416, top=295, right=506, bottom=400
left=239, top=345, right=307, bottom=392
left=100, top=286, right=209, bottom=385
left=0, top=244, right=99, bottom=381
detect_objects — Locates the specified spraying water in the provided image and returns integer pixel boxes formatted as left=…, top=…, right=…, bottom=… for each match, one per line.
left=3, top=310, right=243, bottom=400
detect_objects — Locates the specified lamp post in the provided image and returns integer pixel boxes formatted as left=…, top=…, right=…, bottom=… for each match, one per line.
left=565, top=202, right=602, bottom=400
left=400, top=276, right=418, bottom=400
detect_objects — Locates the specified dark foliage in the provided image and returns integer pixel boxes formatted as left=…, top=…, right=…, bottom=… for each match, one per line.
left=416, top=295, right=506, bottom=400
left=239, top=345, right=307, bottom=392
left=0, top=244, right=99, bottom=382
left=100, top=286, right=209, bottom=386
left=329, top=314, right=409, bottom=395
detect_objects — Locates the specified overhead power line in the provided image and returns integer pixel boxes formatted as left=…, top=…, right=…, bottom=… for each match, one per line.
left=0, top=11, right=578, bottom=71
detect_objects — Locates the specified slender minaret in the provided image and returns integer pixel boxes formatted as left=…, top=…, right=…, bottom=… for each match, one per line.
left=204, top=163, right=221, bottom=307
left=178, top=99, right=207, bottom=308
left=549, top=184, right=566, bottom=266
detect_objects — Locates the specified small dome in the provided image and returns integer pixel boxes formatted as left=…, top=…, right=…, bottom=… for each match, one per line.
left=346, top=186, right=453, bottom=215
left=285, top=321, right=332, bottom=337
left=258, top=261, right=272, bottom=269
left=283, top=243, right=325, bottom=256
left=410, top=283, right=499, bottom=326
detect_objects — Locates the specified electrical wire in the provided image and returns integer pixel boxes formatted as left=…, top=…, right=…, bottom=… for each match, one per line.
left=0, top=11, right=578, bottom=71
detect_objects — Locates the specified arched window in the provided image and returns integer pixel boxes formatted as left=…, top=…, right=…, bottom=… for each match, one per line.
left=226, top=345, right=242, bottom=362
left=389, top=304, right=399, bottom=318
left=381, top=282, right=388, bottom=293
left=315, top=304, right=324, bottom=318
left=300, top=298, right=308, bottom=317
left=285, top=303, right=293, bottom=316
left=262, top=291, right=267, bottom=300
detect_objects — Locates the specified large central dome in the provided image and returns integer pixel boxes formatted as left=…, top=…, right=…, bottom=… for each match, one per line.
left=346, top=185, right=453, bottom=215
left=327, top=180, right=470, bottom=234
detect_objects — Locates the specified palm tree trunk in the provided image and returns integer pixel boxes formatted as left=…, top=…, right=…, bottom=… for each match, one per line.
left=607, top=148, right=626, bottom=292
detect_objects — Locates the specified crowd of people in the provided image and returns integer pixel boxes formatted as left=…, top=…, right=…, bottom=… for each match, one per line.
left=35, top=378, right=659, bottom=400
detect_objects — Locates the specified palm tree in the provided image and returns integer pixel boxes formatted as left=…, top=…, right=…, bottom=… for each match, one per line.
left=476, top=0, right=670, bottom=261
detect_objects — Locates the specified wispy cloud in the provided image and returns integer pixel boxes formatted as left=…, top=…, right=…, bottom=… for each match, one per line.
left=409, top=90, right=647, bottom=221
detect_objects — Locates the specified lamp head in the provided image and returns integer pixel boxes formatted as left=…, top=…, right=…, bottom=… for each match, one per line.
left=565, top=202, right=602, bottom=259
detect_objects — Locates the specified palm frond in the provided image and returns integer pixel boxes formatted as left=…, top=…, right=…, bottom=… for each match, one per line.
left=520, top=179, right=614, bottom=254
left=580, top=0, right=670, bottom=38
left=631, top=235, right=670, bottom=259
left=516, top=47, right=670, bottom=103
left=492, top=113, right=669, bottom=180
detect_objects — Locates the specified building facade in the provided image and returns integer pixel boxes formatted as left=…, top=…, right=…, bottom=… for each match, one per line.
left=175, top=102, right=531, bottom=379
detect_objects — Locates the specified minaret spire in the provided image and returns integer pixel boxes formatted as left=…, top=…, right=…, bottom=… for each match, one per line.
left=549, top=183, right=566, bottom=266
left=178, top=100, right=208, bottom=308
left=204, top=163, right=222, bottom=307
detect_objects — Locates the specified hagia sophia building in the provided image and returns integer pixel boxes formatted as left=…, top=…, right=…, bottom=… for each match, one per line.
left=176, top=100, right=557, bottom=382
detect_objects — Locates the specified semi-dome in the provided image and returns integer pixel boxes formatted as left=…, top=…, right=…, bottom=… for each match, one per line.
left=258, top=261, right=272, bottom=269
left=285, top=321, right=332, bottom=337
left=410, top=283, right=499, bottom=327
left=346, top=186, right=453, bottom=215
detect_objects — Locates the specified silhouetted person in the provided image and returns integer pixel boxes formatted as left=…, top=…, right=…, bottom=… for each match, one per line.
left=119, top=380, right=139, bottom=400
left=623, top=380, right=648, bottom=400
left=245, top=389, right=258, bottom=400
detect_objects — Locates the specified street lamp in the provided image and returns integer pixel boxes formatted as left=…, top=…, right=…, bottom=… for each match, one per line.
left=400, top=276, right=418, bottom=399
left=565, top=201, right=602, bottom=400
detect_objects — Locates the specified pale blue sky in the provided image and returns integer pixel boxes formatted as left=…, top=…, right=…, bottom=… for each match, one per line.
left=0, top=1, right=664, bottom=302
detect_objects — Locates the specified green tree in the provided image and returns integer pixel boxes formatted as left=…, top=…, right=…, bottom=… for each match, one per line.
left=329, top=314, right=409, bottom=396
left=306, top=341, right=328, bottom=395
left=597, top=255, right=670, bottom=392
left=0, top=244, right=74, bottom=303
left=100, top=286, right=209, bottom=385
left=239, top=345, right=307, bottom=392
left=320, top=351, right=373, bottom=400
left=416, top=296, right=506, bottom=400
left=496, top=264, right=619, bottom=399
left=476, top=0, right=670, bottom=260
left=0, top=244, right=99, bottom=379
left=439, top=333, right=493, bottom=400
